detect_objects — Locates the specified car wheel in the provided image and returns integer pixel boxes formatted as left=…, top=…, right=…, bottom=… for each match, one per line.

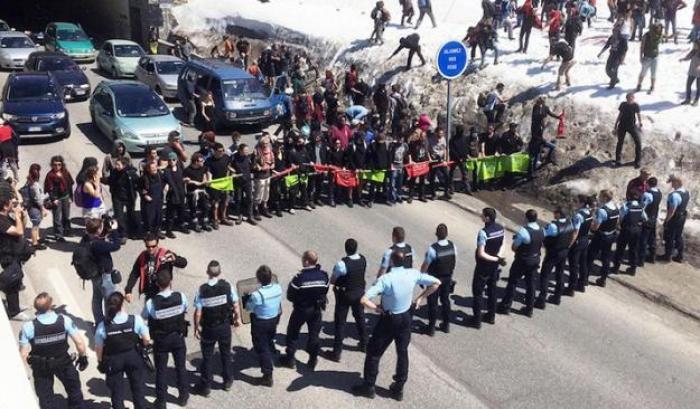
left=62, top=127, right=71, bottom=139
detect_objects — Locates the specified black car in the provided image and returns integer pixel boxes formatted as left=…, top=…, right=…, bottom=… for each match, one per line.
left=24, top=51, right=90, bottom=101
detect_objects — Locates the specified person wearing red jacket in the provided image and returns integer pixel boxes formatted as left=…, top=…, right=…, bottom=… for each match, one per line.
left=518, top=0, right=538, bottom=53
left=124, top=233, right=188, bottom=302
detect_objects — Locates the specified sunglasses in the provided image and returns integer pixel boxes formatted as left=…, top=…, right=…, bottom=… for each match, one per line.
left=145, top=244, right=158, bottom=249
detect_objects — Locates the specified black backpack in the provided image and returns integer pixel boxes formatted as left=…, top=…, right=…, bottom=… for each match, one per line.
left=72, top=237, right=100, bottom=281
left=19, top=184, right=32, bottom=207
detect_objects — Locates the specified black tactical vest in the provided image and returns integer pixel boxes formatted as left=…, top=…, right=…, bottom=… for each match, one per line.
left=336, top=255, right=367, bottom=291
left=104, top=315, right=139, bottom=356
left=390, top=243, right=413, bottom=268
left=644, top=189, right=661, bottom=220
left=30, top=315, right=69, bottom=358
left=577, top=208, right=593, bottom=240
left=622, top=201, right=644, bottom=233
left=428, top=240, right=457, bottom=278
left=149, top=292, right=186, bottom=337
left=199, top=280, right=234, bottom=327
left=545, top=219, right=575, bottom=251
left=599, top=207, right=620, bottom=234
left=515, top=225, right=544, bottom=261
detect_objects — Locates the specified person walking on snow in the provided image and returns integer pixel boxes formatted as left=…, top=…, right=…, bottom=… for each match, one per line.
left=636, top=23, right=663, bottom=94
left=415, top=0, right=438, bottom=28
left=370, top=2, right=391, bottom=45
left=388, top=34, right=426, bottom=70
left=541, top=40, right=576, bottom=90
left=598, top=26, right=628, bottom=89
left=680, top=39, right=700, bottom=105
left=614, top=92, right=643, bottom=168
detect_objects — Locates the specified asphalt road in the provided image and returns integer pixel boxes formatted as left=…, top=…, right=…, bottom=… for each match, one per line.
left=4, top=63, right=700, bottom=409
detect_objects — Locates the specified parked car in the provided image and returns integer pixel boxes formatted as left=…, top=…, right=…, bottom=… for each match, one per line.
left=0, top=20, right=11, bottom=31
left=89, top=80, right=181, bottom=153
left=97, top=39, right=145, bottom=78
left=24, top=51, right=90, bottom=101
left=177, top=58, right=285, bottom=130
left=44, top=22, right=96, bottom=63
left=0, top=72, right=70, bottom=138
left=134, top=54, right=184, bottom=99
left=0, top=32, right=38, bottom=70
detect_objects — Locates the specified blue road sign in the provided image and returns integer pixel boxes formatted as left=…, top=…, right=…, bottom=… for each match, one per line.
left=436, top=40, right=469, bottom=80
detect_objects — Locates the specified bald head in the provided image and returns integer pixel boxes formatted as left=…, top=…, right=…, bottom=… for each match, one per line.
left=34, top=292, right=53, bottom=314
left=302, top=250, right=319, bottom=267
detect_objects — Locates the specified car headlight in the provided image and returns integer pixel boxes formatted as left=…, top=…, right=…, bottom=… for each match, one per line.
left=80, top=84, right=90, bottom=89
left=227, top=112, right=237, bottom=120
left=263, top=109, right=271, bottom=116
left=1, top=113, right=17, bottom=121
left=50, top=112, right=66, bottom=120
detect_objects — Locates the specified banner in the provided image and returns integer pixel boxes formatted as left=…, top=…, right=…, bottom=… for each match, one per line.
left=334, top=169, right=358, bottom=188
left=405, top=161, right=430, bottom=178
left=504, top=152, right=530, bottom=174
left=358, top=170, right=386, bottom=183
left=463, top=153, right=532, bottom=181
left=557, top=112, right=566, bottom=139
left=284, top=174, right=309, bottom=188
left=209, top=176, right=235, bottom=191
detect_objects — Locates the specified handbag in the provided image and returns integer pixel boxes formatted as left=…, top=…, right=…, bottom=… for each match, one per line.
left=0, top=261, right=23, bottom=291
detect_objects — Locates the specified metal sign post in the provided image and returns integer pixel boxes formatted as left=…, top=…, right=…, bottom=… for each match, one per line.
left=436, top=41, right=469, bottom=160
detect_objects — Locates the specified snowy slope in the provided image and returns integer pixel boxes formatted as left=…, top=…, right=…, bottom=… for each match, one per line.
left=172, top=0, right=699, bottom=143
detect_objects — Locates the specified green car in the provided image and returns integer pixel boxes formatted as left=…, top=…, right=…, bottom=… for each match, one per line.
left=97, top=39, right=145, bottom=78
left=44, top=22, right=96, bottom=63
left=89, top=80, right=181, bottom=153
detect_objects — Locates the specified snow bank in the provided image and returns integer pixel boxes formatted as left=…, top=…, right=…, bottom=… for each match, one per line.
left=173, top=0, right=699, bottom=144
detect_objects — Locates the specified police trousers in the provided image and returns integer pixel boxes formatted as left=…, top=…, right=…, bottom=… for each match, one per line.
left=428, top=275, right=453, bottom=328
left=33, top=358, right=85, bottom=409
left=500, top=258, right=539, bottom=311
left=333, top=290, right=367, bottom=353
left=251, top=315, right=279, bottom=375
left=664, top=216, right=686, bottom=258
left=363, top=311, right=412, bottom=388
left=538, top=248, right=569, bottom=301
left=568, top=238, right=589, bottom=289
left=153, top=332, right=188, bottom=402
left=614, top=228, right=641, bottom=271
left=105, top=349, right=147, bottom=409
left=285, top=305, right=322, bottom=359
left=587, top=232, right=617, bottom=281
left=639, top=221, right=657, bottom=264
left=472, top=262, right=499, bottom=320
left=199, top=322, right=232, bottom=387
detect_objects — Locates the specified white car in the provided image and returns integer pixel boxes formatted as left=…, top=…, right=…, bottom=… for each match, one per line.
left=134, top=54, right=185, bottom=99
left=0, top=32, right=38, bottom=70
left=96, top=39, right=145, bottom=78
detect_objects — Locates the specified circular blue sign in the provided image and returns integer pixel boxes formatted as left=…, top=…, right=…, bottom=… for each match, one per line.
left=436, top=40, right=469, bottom=79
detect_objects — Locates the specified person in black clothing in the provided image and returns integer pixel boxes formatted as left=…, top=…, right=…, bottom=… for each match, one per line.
left=517, top=1, right=537, bottom=53
left=206, top=143, right=233, bottom=229
left=612, top=190, right=646, bottom=275
left=407, top=130, right=431, bottom=202
left=306, top=131, right=328, bottom=206
left=327, top=138, right=347, bottom=207
left=499, top=123, right=524, bottom=155
left=366, top=133, right=391, bottom=206
left=373, top=84, right=390, bottom=127
left=471, top=209, right=506, bottom=329
left=230, top=144, right=257, bottom=225
left=269, top=142, right=291, bottom=216
left=183, top=153, right=212, bottom=232
left=639, top=177, right=661, bottom=266
left=345, top=133, right=367, bottom=207
left=0, top=184, right=27, bottom=319
left=614, top=92, right=643, bottom=168
left=421, top=223, right=458, bottom=335
left=140, top=161, right=164, bottom=238
left=598, top=27, right=629, bottom=89
left=83, top=217, right=121, bottom=325
left=529, top=96, right=561, bottom=177
left=236, top=37, right=251, bottom=68
left=287, top=136, right=314, bottom=211
left=162, top=152, right=189, bottom=239
left=479, top=125, right=500, bottom=157
left=536, top=207, right=575, bottom=308
left=279, top=250, right=329, bottom=371
left=568, top=195, right=595, bottom=293
left=564, top=9, right=583, bottom=53
left=448, top=125, right=473, bottom=194
left=541, top=40, right=576, bottom=90
left=106, top=157, right=139, bottom=241
left=388, top=33, right=426, bottom=70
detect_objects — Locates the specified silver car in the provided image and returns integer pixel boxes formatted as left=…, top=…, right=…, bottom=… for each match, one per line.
left=0, top=32, right=38, bottom=70
left=134, top=55, right=184, bottom=99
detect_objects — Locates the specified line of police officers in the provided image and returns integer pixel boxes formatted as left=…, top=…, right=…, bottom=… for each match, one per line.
left=17, top=174, right=690, bottom=405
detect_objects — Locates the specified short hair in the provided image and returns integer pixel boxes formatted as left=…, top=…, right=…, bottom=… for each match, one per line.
left=238, top=143, right=248, bottom=152
left=648, top=177, right=658, bottom=187
left=256, top=265, right=273, bottom=285
left=392, top=226, right=406, bottom=243
left=302, top=250, right=319, bottom=265
left=436, top=223, right=448, bottom=240
left=156, top=268, right=172, bottom=289
left=482, top=207, right=497, bottom=222
left=85, top=217, right=103, bottom=235
left=213, top=142, right=225, bottom=151
left=344, top=238, right=358, bottom=255
left=117, top=156, right=131, bottom=166
left=50, top=155, right=65, bottom=165
left=207, top=260, right=222, bottom=277
left=599, top=189, right=614, bottom=202
left=143, top=232, right=160, bottom=244
left=231, top=131, right=241, bottom=141
left=144, top=146, right=157, bottom=156
left=34, top=292, right=52, bottom=314
left=629, top=190, right=641, bottom=201
left=525, top=209, right=538, bottom=223
left=554, top=206, right=568, bottom=219
left=191, top=152, right=204, bottom=164
left=496, top=83, right=505, bottom=90
left=390, top=250, right=405, bottom=267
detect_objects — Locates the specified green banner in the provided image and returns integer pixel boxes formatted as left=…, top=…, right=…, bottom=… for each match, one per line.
left=504, top=152, right=530, bottom=174
left=464, top=153, right=531, bottom=182
left=358, top=170, right=386, bottom=183
left=209, top=176, right=234, bottom=191
left=284, top=174, right=308, bottom=189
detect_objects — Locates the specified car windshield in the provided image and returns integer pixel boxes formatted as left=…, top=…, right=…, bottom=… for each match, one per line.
left=222, top=78, right=266, bottom=99
left=113, top=45, right=143, bottom=58
left=0, top=37, right=34, bottom=48
left=7, top=78, right=56, bottom=101
left=57, top=29, right=89, bottom=42
left=156, top=61, right=184, bottom=75
left=114, top=86, right=169, bottom=117
left=37, top=57, right=79, bottom=71
left=0, top=22, right=10, bottom=31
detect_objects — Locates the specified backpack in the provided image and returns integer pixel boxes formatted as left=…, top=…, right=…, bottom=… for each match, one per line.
left=72, top=237, right=101, bottom=281
left=477, top=92, right=488, bottom=108
left=381, top=9, right=391, bottom=22
left=19, top=184, right=32, bottom=207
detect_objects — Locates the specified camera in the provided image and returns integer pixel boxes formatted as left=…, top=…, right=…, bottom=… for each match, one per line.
left=101, top=211, right=116, bottom=236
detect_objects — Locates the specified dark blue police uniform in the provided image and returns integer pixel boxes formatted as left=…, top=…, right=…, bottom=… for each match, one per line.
left=587, top=202, right=620, bottom=287
left=537, top=218, right=575, bottom=306
left=613, top=200, right=646, bottom=275
left=498, top=223, right=544, bottom=315
left=472, top=223, right=504, bottom=324
left=568, top=207, right=593, bottom=292
left=285, top=265, right=330, bottom=364
left=425, top=240, right=457, bottom=333
left=332, top=254, right=369, bottom=356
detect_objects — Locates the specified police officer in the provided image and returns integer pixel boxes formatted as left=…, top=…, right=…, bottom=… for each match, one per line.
left=377, top=226, right=416, bottom=276
left=19, top=292, right=88, bottom=409
left=588, top=190, right=620, bottom=288
left=612, top=190, right=647, bottom=276
left=420, top=223, right=459, bottom=334
left=536, top=207, right=576, bottom=308
left=659, top=175, right=690, bottom=263
left=279, top=251, right=330, bottom=371
left=192, top=260, right=242, bottom=397
left=352, top=250, right=440, bottom=401
left=95, top=291, right=151, bottom=409
left=470, top=209, right=506, bottom=329
left=568, top=195, right=594, bottom=293
left=325, top=238, right=368, bottom=362
left=639, top=177, right=662, bottom=266
left=497, top=209, right=544, bottom=317
left=245, top=265, right=283, bottom=387
left=143, top=269, right=189, bottom=408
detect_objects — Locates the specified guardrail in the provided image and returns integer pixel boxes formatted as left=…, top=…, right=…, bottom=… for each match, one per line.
left=0, top=303, right=40, bottom=409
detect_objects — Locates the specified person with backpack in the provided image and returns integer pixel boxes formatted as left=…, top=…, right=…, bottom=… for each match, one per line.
left=370, top=1, right=391, bottom=45
left=76, top=217, right=121, bottom=325
left=483, top=83, right=508, bottom=125
left=22, top=164, right=47, bottom=251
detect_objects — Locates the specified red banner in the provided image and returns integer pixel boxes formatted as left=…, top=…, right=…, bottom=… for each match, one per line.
left=334, top=169, right=358, bottom=188
left=430, top=160, right=454, bottom=169
left=557, top=112, right=566, bottom=139
left=314, top=164, right=341, bottom=173
left=272, top=166, right=297, bottom=179
left=406, top=161, right=430, bottom=178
